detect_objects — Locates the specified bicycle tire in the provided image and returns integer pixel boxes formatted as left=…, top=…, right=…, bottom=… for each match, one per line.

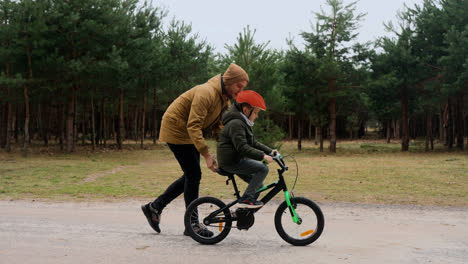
left=184, top=196, right=232, bottom=245
left=274, top=197, right=324, bottom=246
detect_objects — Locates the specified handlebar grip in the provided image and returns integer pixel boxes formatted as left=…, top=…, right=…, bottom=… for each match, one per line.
left=267, top=152, right=288, bottom=170
left=271, top=152, right=282, bottom=159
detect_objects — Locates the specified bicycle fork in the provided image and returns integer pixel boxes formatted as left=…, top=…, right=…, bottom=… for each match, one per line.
left=284, top=190, right=302, bottom=224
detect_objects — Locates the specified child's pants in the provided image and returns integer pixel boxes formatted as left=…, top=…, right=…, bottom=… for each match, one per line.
left=221, top=158, right=269, bottom=200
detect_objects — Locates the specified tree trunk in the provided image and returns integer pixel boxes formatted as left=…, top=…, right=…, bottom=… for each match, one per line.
left=72, top=92, right=77, bottom=152
left=141, top=94, right=146, bottom=149
left=409, top=117, right=414, bottom=140
left=3, top=13, right=11, bottom=151
left=430, top=115, right=434, bottom=150
left=308, top=117, right=312, bottom=139
left=22, top=86, right=30, bottom=157
left=23, top=23, right=33, bottom=156
left=55, top=104, right=63, bottom=150
left=446, top=100, right=454, bottom=149
left=152, top=86, right=158, bottom=144
left=393, top=119, right=399, bottom=139
left=329, top=79, right=337, bottom=153
left=66, top=95, right=75, bottom=153
left=112, top=116, right=116, bottom=142
left=4, top=102, right=12, bottom=152
left=465, top=113, right=468, bottom=149
left=297, top=118, right=302, bottom=150
left=37, top=104, right=43, bottom=144
left=456, top=96, right=464, bottom=150
left=288, top=114, right=293, bottom=139
left=425, top=111, right=432, bottom=152
left=5, top=102, right=13, bottom=152
left=314, top=126, right=319, bottom=145
left=134, top=104, right=138, bottom=143
left=319, top=126, right=324, bottom=152
left=59, top=104, right=67, bottom=151
left=101, top=97, right=107, bottom=147
left=81, top=102, right=86, bottom=146
left=117, top=89, right=124, bottom=149
left=4, top=63, right=12, bottom=151
left=401, top=95, right=409, bottom=151
left=386, top=120, right=391, bottom=144
left=97, top=99, right=101, bottom=146
left=125, top=105, right=129, bottom=140
left=13, top=105, right=18, bottom=143
left=42, top=104, right=49, bottom=147
left=1, top=103, right=6, bottom=148
left=91, top=97, right=96, bottom=150
left=152, top=102, right=156, bottom=143
left=440, top=106, right=446, bottom=144
left=46, top=104, right=52, bottom=145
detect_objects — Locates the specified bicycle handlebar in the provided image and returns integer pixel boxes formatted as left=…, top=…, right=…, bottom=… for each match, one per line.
left=271, top=152, right=288, bottom=170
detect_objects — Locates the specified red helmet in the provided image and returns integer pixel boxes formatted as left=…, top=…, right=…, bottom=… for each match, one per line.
left=236, top=90, right=266, bottom=111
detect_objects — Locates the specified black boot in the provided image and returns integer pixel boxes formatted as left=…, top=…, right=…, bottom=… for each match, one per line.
left=141, top=203, right=161, bottom=233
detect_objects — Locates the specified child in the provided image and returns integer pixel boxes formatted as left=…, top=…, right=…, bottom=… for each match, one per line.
left=217, top=90, right=276, bottom=208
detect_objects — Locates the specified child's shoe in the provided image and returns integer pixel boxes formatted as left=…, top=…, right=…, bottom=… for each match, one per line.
left=238, top=198, right=263, bottom=209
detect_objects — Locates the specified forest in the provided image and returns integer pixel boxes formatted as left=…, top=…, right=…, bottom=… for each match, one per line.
left=0, top=0, right=467, bottom=155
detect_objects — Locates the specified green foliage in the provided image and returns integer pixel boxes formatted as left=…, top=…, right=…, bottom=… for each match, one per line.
left=220, top=26, right=286, bottom=148
left=160, top=19, right=214, bottom=106
left=0, top=0, right=214, bottom=110
left=282, top=47, right=324, bottom=116
left=365, top=0, right=467, bottom=146
left=221, top=26, right=285, bottom=113
left=438, top=0, right=468, bottom=96
left=252, top=116, right=285, bottom=149
left=282, top=0, right=369, bottom=147
left=1, top=0, right=467, bottom=153
left=367, top=53, right=401, bottom=121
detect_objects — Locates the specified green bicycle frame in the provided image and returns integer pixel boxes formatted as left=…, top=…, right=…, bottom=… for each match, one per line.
left=255, top=168, right=300, bottom=223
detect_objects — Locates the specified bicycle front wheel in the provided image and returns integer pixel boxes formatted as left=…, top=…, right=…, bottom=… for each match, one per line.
left=274, top=197, right=324, bottom=246
left=184, top=196, right=232, bottom=245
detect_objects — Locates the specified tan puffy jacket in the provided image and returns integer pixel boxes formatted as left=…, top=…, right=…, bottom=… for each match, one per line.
left=159, top=74, right=230, bottom=156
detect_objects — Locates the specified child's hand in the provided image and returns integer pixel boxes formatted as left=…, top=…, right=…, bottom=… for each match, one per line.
left=263, top=154, right=274, bottom=164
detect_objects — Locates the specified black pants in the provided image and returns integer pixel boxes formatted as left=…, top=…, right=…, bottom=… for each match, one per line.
left=152, top=143, right=201, bottom=211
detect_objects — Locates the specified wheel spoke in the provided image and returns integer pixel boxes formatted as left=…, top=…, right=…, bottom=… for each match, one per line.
left=275, top=197, right=324, bottom=246
left=184, top=197, right=232, bottom=245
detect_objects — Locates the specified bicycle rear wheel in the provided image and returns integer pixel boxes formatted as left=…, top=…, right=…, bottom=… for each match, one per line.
left=184, top=196, right=232, bottom=245
left=274, top=197, right=324, bottom=246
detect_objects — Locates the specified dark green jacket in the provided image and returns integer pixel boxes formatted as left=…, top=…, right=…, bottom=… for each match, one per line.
left=217, top=103, right=273, bottom=168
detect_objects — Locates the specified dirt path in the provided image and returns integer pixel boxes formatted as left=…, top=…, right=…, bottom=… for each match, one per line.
left=1, top=199, right=467, bottom=264
left=82, top=166, right=129, bottom=183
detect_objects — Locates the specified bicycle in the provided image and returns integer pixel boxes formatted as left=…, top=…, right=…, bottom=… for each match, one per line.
left=184, top=153, right=325, bottom=246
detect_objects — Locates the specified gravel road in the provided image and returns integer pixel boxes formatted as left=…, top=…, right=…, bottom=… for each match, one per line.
left=1, top=199, right=467, bottom=264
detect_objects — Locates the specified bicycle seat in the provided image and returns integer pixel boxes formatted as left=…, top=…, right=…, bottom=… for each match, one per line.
left=216, top=168, right=234, bottom=177
left=216, top=169, right=241, bottom=198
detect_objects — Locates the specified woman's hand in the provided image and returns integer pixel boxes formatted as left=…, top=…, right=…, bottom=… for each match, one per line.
left=203, top=153, right=218, bottom=172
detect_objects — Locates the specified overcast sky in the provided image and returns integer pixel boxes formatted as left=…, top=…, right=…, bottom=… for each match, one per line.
left=151, top=0, right=424, bottom=53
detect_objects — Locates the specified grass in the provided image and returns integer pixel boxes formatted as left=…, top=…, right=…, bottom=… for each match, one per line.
left=0, top=139, right=467, bottom=206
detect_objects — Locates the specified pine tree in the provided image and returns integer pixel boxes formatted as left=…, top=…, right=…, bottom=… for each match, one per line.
left=301, top=0, right=365, bottom=152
